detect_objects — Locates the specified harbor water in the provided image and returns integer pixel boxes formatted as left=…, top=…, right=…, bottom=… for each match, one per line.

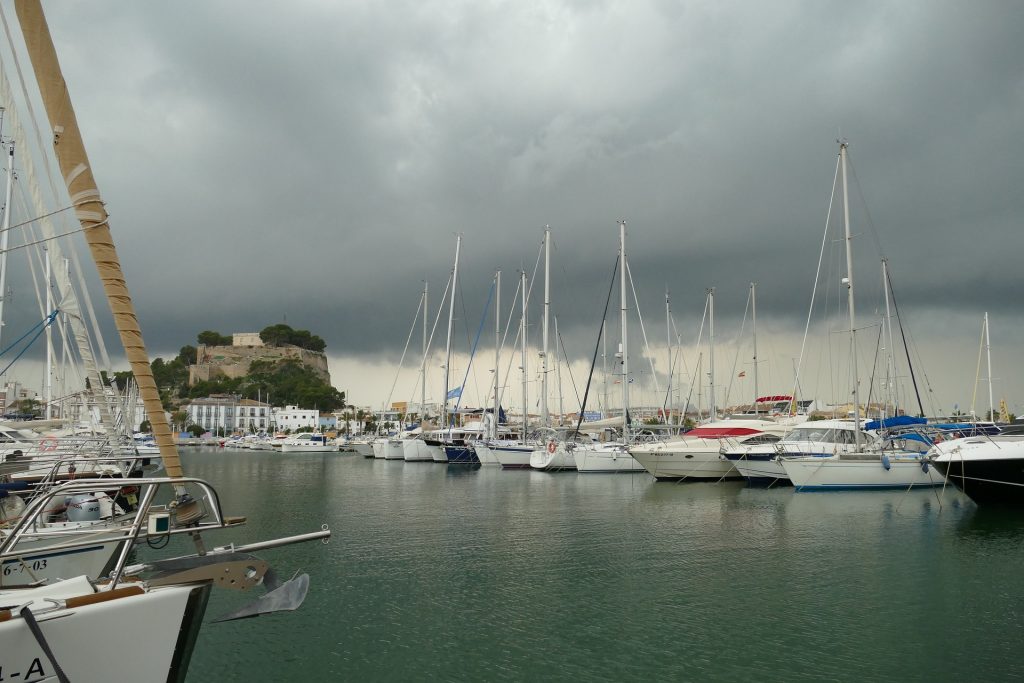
left=181, top=448, right=1024, bottom=681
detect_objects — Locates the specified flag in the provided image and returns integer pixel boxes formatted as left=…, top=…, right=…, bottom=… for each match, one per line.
left=446, top=387, right=463, bottom=400
left=738, top=371, right=746, bottom=378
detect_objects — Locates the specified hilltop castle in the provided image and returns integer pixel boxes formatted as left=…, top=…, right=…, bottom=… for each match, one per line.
left=188, top=332, right=331, bottom=386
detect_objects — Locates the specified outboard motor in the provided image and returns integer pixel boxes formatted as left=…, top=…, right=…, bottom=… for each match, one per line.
left=65, top=493, right=101, bottom=522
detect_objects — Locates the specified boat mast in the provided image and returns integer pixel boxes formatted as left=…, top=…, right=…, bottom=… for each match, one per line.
left=985, top=311, right=994, bottom=422
left=442, top=235, right=461, bottom=432
left=881, top=259, right=897, bottom=418
left=602, top=320, right=608, bottom=418
left=17, top=1, right=185, bottom=477
left=493, top=270, right=500, bottom=439
left=839, top=141, right=862, bottom=447
left=421, top=280, right=427, bottom=423
left=0, top=142, right=12, bottom=358
left=665, top=288, right=671, bottom=423
left=708, top=287, right=716, bottom=421
left=44, top=247, right=52, bottom=419
left=541, top=226, right=550, bottom=427
left=520, top=269, right=528, bottom=436
left=751, top=281, right=758, bottom=414
left=619, top=221, right=629, bottom=442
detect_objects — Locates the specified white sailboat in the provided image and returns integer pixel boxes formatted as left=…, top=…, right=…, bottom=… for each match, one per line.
left=779, top=142, right=944, bottom=491
left=573, top=221, right=644, bottom=473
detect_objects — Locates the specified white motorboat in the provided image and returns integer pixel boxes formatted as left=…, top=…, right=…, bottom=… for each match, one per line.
left=279, top=432, right=338, bottom=453
left=629, top=420, right=793, bottom=480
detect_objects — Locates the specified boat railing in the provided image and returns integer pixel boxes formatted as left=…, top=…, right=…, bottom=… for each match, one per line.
left=0, top=476, right=251, bottom=587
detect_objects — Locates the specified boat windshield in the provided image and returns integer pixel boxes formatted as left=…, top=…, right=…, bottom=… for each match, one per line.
left=782, top=427, right=840, bottom=443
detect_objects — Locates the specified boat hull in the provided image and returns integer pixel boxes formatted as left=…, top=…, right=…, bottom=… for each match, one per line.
left=782, top=455, right=946, bottom=491
left=931, top=437, right=1024, bottom=504
left=384, top=440, right=406, bottom=460
left=573, top=445, right=643, bottom=473
left=629, top=441, right=743, bottom=480
left=444, top=444, right=479, bottom=465
left=493, top=444, right=533, bottom=468
left=0, top=578, right=210, bottom=680
left=530, top=445, right=576, bottom=470
left=402, top=440, right=434, bottom=461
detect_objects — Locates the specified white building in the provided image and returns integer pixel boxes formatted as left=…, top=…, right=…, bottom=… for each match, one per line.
left=232, top=332, right=264, bottom=347
left=273, top=405, right=319, bottom=432
left=185, top=394, right=270, bottom=434
left=235, top=398, right=272, bottom=433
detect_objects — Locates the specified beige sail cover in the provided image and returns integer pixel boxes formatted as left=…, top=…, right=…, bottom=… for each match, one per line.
left=15, top=0, right=183, bottom=477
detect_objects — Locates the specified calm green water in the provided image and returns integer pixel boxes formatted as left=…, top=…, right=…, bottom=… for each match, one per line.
left=178, top=448, right=1024, bottom=681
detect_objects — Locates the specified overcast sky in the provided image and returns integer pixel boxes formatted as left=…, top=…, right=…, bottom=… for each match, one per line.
left=2, top=1, right=1023, bottom=416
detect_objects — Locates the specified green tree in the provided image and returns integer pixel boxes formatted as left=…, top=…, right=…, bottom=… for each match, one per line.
left=186, top=424, right=205, bottom=437
left=10, top=398, right=40, bottom=417
left=197, top=330, right=232, bottom=346
left=178, top=345, right=197, bottom=365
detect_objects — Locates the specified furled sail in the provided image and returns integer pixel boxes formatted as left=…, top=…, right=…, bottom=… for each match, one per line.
left=15, top=0, right=183, bottom=477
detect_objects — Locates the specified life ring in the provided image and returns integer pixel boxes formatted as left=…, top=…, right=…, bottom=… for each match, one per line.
left=40, top=437, right=58, bottom=452
left=547, top=440, right=557, bottom=454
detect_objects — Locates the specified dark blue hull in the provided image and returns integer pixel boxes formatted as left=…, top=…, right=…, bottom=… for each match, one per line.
left=444, top=445, right=479, bottom=464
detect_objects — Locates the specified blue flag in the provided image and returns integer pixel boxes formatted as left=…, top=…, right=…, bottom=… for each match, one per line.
left=446, top=387, right=463, bottom=400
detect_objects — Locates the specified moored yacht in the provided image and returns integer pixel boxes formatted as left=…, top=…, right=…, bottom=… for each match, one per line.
left=930, top=435, right=1024, bottom=504
left=629, top=419, right=797, bottom=481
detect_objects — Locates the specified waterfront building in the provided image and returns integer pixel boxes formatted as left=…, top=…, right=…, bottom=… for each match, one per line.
left=274, top=405, right=319, bottom=431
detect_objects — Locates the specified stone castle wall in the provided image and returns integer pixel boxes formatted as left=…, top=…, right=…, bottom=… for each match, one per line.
left=188, top=343, right=331, bottom=386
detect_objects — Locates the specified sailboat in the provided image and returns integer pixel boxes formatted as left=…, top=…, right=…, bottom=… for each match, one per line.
left=572, top=221, right=644, bottom=473
left=0, top=2, right=330, bottom=677
left=779, top=142, right=945, bottom=491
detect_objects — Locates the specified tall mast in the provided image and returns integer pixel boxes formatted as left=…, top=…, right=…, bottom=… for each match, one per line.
left=708, top=287, right=716, bottom=420
left=17, top=1, right=184, bottom=476
left=520, top=269, right=528, bottom=436
left=751, top=282, right=758, bottom=413
left=44, top=247, right=52, bottom=419
left=881, top=259, right=897, bottom=418
left=602, top=320, right=608, bottom=418
left=0, top=143, right=12, bottom=357
left=540, top=226, right=550, bottom=426
left=839, top=141, right=861, bottom=447
left=442, top=235, right=461, bottom=431
left=555, top=315, right=563, bottom=424
left=665, top=288, right=671, bottom=423
left=420, top=280, right=427, bottom=422
left=619, top=221, right=629, bottom=442
left=493, top=270, right=500, bottom=439
left=985, top=311, right=994, bottom=422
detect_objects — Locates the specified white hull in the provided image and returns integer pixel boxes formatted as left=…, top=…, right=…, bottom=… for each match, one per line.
left=428, top=443, right=448, bottom=462
left=473, top=443, right=499, bottom=465
left=629, top=440, right=743, bottom=480
left=0, top=577, right=208, bottom=680
left=384, top=440, right=406, bottom=460
left=573, top=445, right=644, bottom=473
left=729, top=456, right=788, bottom=482
left=781, top=455, right=946, bottom=491
left=493, top=444, right=533, bottom=468
left=371, top=440, right=388, bottom=459
left=402, top=439, right=434, bottom=461
left=279, top=443, right=338, bottom=453
left=530, top=445, right=577, bottom=470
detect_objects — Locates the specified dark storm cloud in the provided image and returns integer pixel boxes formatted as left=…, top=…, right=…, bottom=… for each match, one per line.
left=24, top=0, right=1024, bottom=387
